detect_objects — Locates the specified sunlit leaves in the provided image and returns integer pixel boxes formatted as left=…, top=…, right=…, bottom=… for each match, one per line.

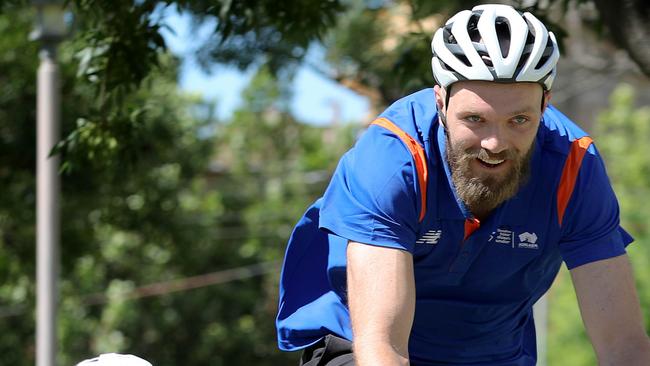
left=547, top=85, right=650, bottom=365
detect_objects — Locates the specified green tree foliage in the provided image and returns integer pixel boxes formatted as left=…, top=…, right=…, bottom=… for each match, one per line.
left=0, top=6, right=357, bottom=364
left=3, top=0, right=648, bottom=364
left=547, top=268, right=596, bottom=365
left=68, top=0, right=341, bottom=159
left=207, top=67, right=357, bottom=365
left=595, top=85, right=650, bottom=322
left=2, top=0, right=646, bottom=164
left=546, top=85, right=650, bottom=365
left=0, top=0, right=645, bottom=173
left=316, top=0, right=647, bottom=112
left=215, top=68, right=355, bottom=263
left=0, top=0, right=346, bottom=174
left=321, top=0, right=477, bottom=109
left=180, top=0, right=344, bottom=73
left=0, top=8, right=51, bottom=364
left=0, top=5, right=227, bottom=365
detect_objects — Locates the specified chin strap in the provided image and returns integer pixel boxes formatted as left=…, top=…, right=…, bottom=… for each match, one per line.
left=439, top=111, right=448, bottom=130
left=444, top=85, right=452, bottom=113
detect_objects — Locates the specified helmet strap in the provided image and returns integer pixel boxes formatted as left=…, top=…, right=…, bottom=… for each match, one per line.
left=541, top=90, right=550, bottom=111
left=439, top=111, right=448, bottom=129
left=439, top=85, right=452, bottom=130
left=444, top=85, right=452, bottom=113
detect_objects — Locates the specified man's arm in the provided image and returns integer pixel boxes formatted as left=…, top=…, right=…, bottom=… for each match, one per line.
left=347, top=241, right=415, bottom=366
left=570, top=254, right=650, bottom=365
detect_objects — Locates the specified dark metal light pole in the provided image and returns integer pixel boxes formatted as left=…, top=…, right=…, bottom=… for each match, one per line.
left=30, top=1, right=66, bottom=365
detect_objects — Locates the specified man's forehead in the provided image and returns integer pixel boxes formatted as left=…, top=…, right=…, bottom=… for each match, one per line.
left=447, top=81, right=544, bottom=114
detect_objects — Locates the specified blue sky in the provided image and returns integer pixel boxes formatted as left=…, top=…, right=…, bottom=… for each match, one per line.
left=160, top=9, right=369, bottom=125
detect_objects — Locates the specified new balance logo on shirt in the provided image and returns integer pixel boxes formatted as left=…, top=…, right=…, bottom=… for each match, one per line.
left=416, top=230, right=442, bottom=245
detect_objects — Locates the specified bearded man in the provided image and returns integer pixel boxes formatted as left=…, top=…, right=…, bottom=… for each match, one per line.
left=276, top=4, right=650, bottom=366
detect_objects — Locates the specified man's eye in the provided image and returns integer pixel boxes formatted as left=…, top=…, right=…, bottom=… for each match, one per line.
left=512, top=116, right=529, bottom=125
left=465, top=115, right=482, bottom=123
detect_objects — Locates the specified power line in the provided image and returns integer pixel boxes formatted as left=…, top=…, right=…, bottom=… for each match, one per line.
left=0, top=261, right=280, bottom=319
left=83, top=261, right=280, bottom=305
left=0, top=305, right=27, bottom=319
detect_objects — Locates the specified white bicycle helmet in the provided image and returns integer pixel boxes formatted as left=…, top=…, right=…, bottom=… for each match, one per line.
left=431, top=4, right=560, bottom=90
left=75, top=353, right=152, bottom=366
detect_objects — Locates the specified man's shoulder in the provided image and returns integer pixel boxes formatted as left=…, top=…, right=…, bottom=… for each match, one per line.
left=378, top=88, right=438, bottom=142
left=539, top=105, right=595, bottom=157
left=342, top=89, right=439, bottom=174
left=382, top=88, right=438, bottom=120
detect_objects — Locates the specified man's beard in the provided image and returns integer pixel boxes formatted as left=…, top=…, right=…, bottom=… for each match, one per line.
left=446, top=133, right=534, bottom=218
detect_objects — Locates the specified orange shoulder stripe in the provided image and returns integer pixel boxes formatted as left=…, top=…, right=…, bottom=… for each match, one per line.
left=371, top=117, right=428, bottom=222
left=557, top=136, right=593, bottom=227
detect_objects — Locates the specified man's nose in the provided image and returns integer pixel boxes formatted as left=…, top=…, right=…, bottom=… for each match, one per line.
left=480, top=125, right=509, bottom=154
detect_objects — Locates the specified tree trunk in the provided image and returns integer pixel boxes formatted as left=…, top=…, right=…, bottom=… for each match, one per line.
left=592, top=0, right=650, bottom=77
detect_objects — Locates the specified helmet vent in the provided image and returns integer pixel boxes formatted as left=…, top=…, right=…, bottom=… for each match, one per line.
left=467, top=14, right=481, bottom=42
left=494, top=18, right=511, bottom=58
left=481, top=55, right=494, bottom=67
left=535, top=38, right=554, bottom=69
left=457, top=54, right=472, bottom=67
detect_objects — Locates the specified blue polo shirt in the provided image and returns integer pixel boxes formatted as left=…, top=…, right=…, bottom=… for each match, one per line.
left=276, top=88, right=633, bottom=365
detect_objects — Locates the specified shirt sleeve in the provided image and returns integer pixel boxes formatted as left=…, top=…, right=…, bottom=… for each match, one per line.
left=318, top=125, right=421, bottom=253
left=558, top=145, right=634, bottom=270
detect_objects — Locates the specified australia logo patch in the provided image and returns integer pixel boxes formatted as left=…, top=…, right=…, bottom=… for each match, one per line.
left=517, top=232, right=539, bottom=249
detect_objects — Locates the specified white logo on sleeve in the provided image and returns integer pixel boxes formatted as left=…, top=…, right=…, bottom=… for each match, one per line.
left=416, top=230, right=442, bottom=245
left=517, top=232, right=539, bottom=249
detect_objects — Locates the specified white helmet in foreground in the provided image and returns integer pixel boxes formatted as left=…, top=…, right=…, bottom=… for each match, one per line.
left=75, top=353, right=152, bottom=366
left=431, top=4, right=560, bottom=90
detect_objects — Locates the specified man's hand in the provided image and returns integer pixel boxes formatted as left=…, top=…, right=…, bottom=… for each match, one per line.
left=570, top=254, right=650, bottom=365
left=347, top=241, right=415, bottom=366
